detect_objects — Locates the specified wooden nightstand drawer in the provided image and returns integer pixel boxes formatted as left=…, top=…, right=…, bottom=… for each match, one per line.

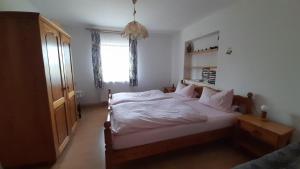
left=253, top=127, right=278, bottom=147
left=240, top=121, right=278, bottom=147
left=240, top=120, right=256, bottom=132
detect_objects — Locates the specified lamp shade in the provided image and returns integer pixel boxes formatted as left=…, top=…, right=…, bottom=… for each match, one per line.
left=261, top=105, right=269, bottom=112
left=121, top=21, right=149, bottom=40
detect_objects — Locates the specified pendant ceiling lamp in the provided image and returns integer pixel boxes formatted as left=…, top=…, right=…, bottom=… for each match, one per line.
left=121, top=0, right=149, bottom=40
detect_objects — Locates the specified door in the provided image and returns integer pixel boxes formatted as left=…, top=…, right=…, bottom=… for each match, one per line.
left=40, top=22, right=69, bottom=153
left=61, top=35, right=77, bottom=132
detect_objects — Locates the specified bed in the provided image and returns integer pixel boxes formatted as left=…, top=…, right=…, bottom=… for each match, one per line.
left=232, top=142, right=300, bottom=169
left=104, top=81, right=254, bottom=169
left=112, top=100, right=240, bottom=149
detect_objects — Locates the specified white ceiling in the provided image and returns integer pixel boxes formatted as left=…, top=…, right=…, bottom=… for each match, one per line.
left=29, top=0, right=236, bottom=33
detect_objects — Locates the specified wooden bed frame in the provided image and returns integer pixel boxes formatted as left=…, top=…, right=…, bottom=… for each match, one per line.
left=104, top=82, right=254, bottom=169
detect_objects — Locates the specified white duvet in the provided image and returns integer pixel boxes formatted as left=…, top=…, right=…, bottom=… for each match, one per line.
left=111, top=99, right=208, bottom=135
left=111, top=90, right=172, bottom=105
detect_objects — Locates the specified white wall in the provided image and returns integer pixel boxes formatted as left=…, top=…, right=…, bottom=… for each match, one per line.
left=0, top=0, right=37, bottom=11
left=171, top=34, right=182, bottom=83
left=64, top=26, right=173, bottom=105
left=172, top=0, right=300, bottom=141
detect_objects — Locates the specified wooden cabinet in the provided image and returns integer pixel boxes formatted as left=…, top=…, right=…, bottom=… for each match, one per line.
left=0, top=12, right=77, bottom=168
left=235, top=115, right=293, bottom=157
left=61, top=35, right=78, bottom=133
left=40, top=21, right=71, bottom=154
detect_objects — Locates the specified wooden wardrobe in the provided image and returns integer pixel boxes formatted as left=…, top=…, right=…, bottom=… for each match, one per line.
left=0, top=12, right=78, bottom=168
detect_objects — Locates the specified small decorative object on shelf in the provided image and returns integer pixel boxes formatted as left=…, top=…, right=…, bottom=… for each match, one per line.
left=189, top=48, right=218, bottom=56
left=186, top=42, right=194, bottom=53
left=260, top=105, right=269, bottom=121
left=208, top=70, right=216, bottom=85
left=202, top=67, right=210, bottom=81
left=209, top=46, right=219, bottom=49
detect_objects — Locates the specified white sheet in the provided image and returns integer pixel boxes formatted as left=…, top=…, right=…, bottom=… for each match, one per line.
left=111, top=99, right=207, bottom=135
left=111, top=90, right=171, bottom=105
left=112, top=101, right=240, bottom=149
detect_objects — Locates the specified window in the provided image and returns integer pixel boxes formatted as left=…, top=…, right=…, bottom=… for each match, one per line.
left=101, top=43, right=130, bottom=83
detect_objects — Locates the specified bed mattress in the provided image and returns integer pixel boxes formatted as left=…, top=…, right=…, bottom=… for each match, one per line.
left=112, top=100, right=240, bottom=150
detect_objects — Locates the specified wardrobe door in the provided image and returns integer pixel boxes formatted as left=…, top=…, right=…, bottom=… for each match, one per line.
left=40, top=22, right=69, bottom=153
left=61, top=35, right=77, bottom=132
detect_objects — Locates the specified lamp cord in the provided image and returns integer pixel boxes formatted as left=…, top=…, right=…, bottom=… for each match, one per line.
left=133, top=2, right=136, bottom=21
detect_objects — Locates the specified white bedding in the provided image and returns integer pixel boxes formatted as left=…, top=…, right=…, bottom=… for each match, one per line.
left=165, top=93, right=198, bottom=102
left=112, top=100, right=240, bottom=150
left=111, top=90, right=171, bottom=105
left=111, top=99, right=207, bottom=135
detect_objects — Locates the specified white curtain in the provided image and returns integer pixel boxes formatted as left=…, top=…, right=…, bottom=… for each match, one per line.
left=100, top=34, right=130, bottom=83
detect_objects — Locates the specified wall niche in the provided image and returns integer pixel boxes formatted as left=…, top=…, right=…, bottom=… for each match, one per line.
left=184, top=31, right=219, bottom=85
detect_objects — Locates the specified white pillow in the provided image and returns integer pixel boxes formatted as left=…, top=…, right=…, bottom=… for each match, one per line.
left=199, top=87, right=218, bottom=102
left=199, top=87, right=234, bottom=112
left=175, top=84, right=195, bottom=98
left=175, top=82, right=185, bottom=93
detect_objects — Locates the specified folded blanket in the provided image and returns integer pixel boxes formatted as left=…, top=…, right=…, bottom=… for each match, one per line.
left=111, top=99, right=208, bottom=135
left=111, top=90, right=172, bottom=105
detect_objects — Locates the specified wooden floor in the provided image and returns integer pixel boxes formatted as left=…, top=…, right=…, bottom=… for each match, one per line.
left=47, top=105, right=252, bottom=169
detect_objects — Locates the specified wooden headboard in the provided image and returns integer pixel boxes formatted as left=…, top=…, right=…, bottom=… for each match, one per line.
left=181, top=80, right=254, bottom=114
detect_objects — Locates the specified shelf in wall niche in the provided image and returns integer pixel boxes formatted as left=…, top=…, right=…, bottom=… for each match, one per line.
left=183, top=79, right=218, bottom=89
left=184, top=31, right=219, bottom=81
left=188, top=48, right=218, bottom=56
left=190, top=66, right=217, bottom=69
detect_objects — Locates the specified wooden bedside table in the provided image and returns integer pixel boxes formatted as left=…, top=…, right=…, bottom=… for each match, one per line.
left=235, top=115, right=293, bottom=157
left=163, top=87, right=176, bottom=93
